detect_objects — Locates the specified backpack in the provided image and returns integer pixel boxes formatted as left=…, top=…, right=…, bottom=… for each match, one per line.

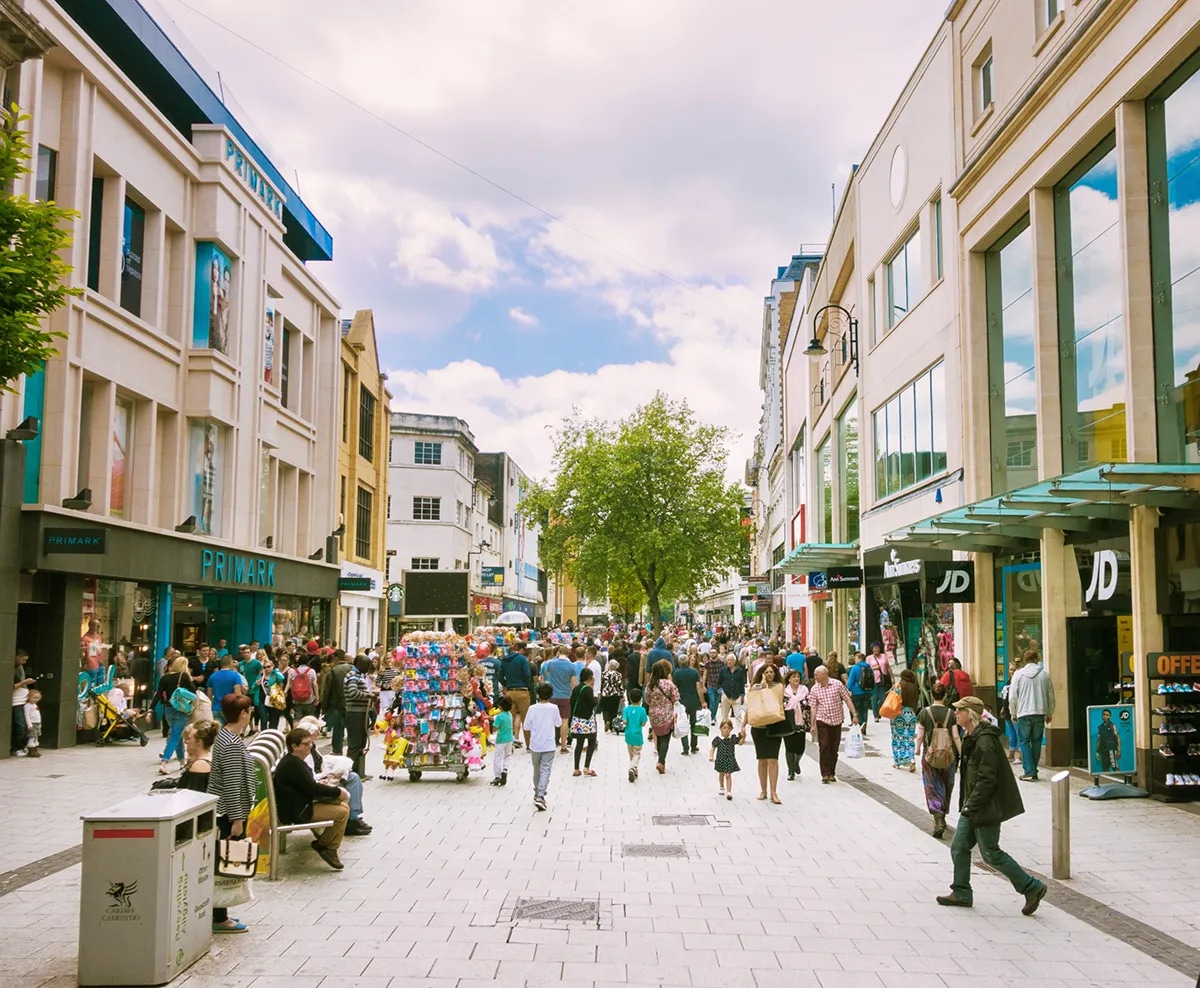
left=290, top=667, right=314, bottom=703
left=858, top=662, right=876, bottom=691
left=926, top=706, right=956, bottom=769
left=169, top=686, right=197, bottom=715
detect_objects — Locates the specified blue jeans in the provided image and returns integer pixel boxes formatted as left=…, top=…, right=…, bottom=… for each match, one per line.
left=706, top=687, right=720, bottom=721
left=851, top=693, right=871, bottom=730
left=950, top=813, right=1040, bottom=903
left=343, top=770, right=364, bottom=821
left=530, top=749, right=555, bottom=799
left=161, top=707, right=188, bottom=763
left=871, top=684, right=887, bottom=719
left=1016, top=715, right=1046, bottom=778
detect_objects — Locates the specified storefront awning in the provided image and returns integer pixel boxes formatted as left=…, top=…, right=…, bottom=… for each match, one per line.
left=885, top=463, right=1200, bottom=552
left=774, top=542, right=860, bottom=575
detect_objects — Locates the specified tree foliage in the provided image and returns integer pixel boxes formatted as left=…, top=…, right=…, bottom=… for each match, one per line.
left=524, top=393, right=748, bottom=632
left=0, top=106, right=81, bottom=394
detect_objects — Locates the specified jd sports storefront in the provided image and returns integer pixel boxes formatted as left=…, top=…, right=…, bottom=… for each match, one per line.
left=14, top=513, right=338, bottom=748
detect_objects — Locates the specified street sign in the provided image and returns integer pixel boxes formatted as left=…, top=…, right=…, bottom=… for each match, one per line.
left=386, top=583, right=404, bottom=603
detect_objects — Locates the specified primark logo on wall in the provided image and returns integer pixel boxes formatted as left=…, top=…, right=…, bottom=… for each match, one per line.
left=884, top=549, right=922, bottom=580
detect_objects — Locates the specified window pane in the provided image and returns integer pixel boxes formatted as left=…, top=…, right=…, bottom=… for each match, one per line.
left=1063, top=145, right=1126, bottom=469
left=873, top=409, right=887, bottom=501
left=900, top=384, right=917, bottom=488
left=840, top=404, right=859, bottom=544
left=885, top=397, right=900, bottom=495
left=35, top=146, right=56, bottom=202
left=915, top=373, right=933, bottom=480
left=989, top=225, right=1037, bottom=493
left=906, top=230, right=922, bottom=314
left=120, top=199, right=145, bottom=317
left=931, top=362, right=948, bottom=473
left=817, top=438, right=832, bottom=542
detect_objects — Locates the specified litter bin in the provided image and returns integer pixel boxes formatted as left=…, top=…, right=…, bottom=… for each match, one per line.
left=79, top=790, right=219, bottom=987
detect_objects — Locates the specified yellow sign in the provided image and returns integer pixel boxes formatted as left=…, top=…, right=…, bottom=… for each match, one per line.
left=1117, top=615, right=1133, bottom=672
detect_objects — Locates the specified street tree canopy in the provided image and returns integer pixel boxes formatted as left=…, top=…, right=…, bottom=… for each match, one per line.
left=524, top=393, right=748, bottom=632
left=0, top=106, right=80, bottom=394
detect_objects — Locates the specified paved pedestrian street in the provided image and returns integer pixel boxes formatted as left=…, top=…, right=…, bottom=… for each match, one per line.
left=3, top=728, right=1199, bottom=988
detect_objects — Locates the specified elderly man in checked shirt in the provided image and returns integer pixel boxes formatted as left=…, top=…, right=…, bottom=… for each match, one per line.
left=808, top=665, right=858, bottom=783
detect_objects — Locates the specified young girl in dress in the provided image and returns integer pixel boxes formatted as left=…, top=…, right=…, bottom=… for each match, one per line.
left=709, top=719, right=745, bottom=800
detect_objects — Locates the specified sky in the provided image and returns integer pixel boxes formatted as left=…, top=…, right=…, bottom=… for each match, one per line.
left=155, top=0, right=949, bottom=480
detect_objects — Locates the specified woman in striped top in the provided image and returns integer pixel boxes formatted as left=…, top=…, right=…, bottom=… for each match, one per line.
left=209, top=693, right=256, bottom=934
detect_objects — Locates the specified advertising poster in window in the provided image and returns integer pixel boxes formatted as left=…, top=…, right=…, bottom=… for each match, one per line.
left=264, top=303, right=275, bottom=383
left=187, top=419, right=223, bottom=536
left=110, top=399, right=131, bottom=517
left=120, top=200, right=144, bottom=316
left=192, top=243, right=232, bottom=354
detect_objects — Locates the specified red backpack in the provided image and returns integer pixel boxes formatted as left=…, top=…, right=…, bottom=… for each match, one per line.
left=290, top=667, right=314, bottom=702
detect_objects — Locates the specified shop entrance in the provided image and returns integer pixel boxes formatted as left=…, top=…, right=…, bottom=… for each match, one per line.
left=997, top=562, right=1042, bottom=686
left=1066, top=615, right=1119, bottom=768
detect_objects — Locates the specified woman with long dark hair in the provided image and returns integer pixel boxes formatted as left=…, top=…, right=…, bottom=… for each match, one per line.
left=644, top=660, right=680, bottom=775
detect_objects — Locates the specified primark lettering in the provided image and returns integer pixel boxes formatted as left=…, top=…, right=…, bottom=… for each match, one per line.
left=200, top=548, right=276, bottom=587
left=224, top=138, right=285, bottom=221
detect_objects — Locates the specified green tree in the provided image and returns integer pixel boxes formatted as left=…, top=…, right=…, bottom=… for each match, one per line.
left=524, top=393, right=748, bottom=634
left=0, top=106, right=81, bottom=393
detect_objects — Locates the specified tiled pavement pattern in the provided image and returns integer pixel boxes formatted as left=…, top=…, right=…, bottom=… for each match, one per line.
left=1, top=727, right=1197, bottom=987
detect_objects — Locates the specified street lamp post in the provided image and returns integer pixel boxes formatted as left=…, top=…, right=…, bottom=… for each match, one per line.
left=802, top=304, right=859, bottom=375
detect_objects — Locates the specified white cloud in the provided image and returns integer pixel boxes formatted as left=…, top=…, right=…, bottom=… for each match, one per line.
left=507, top=306, right=539, bottom=327
left=391, top=207, right=506, bottom=292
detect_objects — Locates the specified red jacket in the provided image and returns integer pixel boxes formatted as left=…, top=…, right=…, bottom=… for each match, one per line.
left=939, top=669, right=974, bottom=698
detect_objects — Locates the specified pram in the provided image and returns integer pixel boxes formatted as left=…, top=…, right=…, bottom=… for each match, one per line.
left=87, top=684, right=149, bottom=746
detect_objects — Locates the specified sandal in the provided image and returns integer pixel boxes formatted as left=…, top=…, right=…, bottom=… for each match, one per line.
left=583, top=769, right=597, bottom=777
left=757, top=792, right=767, bottom=800
left=573, top=770, right=582, bottom=776
left=212, top=922, right=247, bottom=934
left=770, top=794, right=782, bottom=805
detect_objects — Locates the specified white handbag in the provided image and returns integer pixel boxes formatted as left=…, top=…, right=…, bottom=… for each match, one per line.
left=216, top=838, right=260, bottom=878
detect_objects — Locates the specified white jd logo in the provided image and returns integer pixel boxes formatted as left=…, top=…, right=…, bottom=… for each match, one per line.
left=1085, top=549, right=1119, bottom=603
left=935, top=569, right=971, bottom=595
left=1016, top=571, right=1041, bottom=593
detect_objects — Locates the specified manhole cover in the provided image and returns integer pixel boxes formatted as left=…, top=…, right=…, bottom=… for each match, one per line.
left=652, top=814, right=710, bottom=826
left=512, top=898, right=598, bottom=923
left=623, top=843, right=687, bottom=858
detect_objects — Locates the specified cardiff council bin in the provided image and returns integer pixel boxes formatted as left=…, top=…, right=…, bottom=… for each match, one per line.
left=78, top=790, right=218, bottom=987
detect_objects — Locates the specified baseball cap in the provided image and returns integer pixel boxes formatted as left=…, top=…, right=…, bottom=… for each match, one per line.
left=951, top=696, right=985, bottom=714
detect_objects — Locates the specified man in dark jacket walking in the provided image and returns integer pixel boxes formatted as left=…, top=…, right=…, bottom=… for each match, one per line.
left=937, top=696, right=1047, bottom=915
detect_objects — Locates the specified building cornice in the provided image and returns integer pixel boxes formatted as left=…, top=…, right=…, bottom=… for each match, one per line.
left=0, top=0, right=54, bottom=67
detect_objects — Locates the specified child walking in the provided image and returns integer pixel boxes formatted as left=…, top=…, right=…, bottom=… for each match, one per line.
left=23, top=689, right=42, bottom=758
left=623, top=687, right=649, bottom=783
left=491, top=696, right=514, bottom=787
left=523, top=684, right=561, bottom=810
left=709, top=719, right=744, bottom=800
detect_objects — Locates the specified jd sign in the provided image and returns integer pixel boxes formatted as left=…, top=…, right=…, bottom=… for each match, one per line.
left=1084, top=549, right=1119, bottom=605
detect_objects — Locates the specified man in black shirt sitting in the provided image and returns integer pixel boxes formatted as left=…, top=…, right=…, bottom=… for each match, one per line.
left=273, top=727, right=349, bottom=870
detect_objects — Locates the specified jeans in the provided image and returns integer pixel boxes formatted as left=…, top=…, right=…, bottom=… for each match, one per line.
left=326, top=707, right=346, bottom=755
left=655, top=731, right=672, bottom=766
left=161, top=707, right=188, bottom=763
left=871, top=683, right=888, bottom=719
left=10, top=703, right=27, bottom=754
left=346, top=709, right=368, bottom=776
left=706, top=687, right=720, bottom=721
left=530, top=749, right=554, bottom=798
left=343, top=771, right=364, bottom=821
left=950, top=813, right=1040, bottom=903
left=851, top=694, right=871, bottom=731
left=1016, top=715, right=1046, bottom=778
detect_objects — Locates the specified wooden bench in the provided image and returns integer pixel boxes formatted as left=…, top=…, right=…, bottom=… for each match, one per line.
left=246, top=729, right=333, bottom=880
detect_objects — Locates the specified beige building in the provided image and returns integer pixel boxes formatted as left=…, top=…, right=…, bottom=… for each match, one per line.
left=779, top=0, right=1200, bottom=791
left=336, top=310, right=391, bottom=654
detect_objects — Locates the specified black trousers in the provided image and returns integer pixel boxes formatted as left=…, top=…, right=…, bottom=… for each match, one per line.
left=680, top=708, right=698, bottom=753
left=598, top=695, right=620, bottom=730
left=655, top=731, right=671, bottom=765
left=573, top=732, right=597, bottom=769
left=346, top=709, right=368, bottom=776
left=784, top=729, right=806, bottom=775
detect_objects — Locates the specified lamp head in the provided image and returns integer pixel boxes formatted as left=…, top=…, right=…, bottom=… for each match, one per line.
left=6, top=416, right=38, bottom=441
left=803, top=337, right=827, bottom=357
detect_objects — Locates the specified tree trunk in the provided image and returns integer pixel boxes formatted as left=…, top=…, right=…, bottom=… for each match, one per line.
left=647, top=583, right=662, bottom=635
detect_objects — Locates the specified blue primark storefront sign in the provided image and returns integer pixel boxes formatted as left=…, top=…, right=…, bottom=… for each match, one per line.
left=200, top=548, right=276, bottom=588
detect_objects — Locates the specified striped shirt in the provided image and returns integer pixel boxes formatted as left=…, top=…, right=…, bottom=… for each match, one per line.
left=209, top=728, right=255, bottom=822
left=344, top=668, right=373, bottom=712
left=808, top=680, right=852, bottom=726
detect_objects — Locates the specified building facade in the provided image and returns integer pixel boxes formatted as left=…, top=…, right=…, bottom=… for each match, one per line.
left=475, top=451, right=546, bottom=625
left=0, top=0, right=341, bottom=751
left=335, top=310, right=390, bottom=655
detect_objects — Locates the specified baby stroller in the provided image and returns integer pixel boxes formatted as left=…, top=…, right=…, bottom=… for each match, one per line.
left=89, top=684, right=149, bottom=746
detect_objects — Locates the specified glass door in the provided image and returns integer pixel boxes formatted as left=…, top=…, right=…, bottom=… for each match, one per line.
left=1000, top=562, right=1042, bottom=687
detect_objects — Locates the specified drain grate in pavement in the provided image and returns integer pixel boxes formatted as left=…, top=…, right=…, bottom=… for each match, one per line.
left=622, top=843, right=687, bottom=858
left=652, top=814, right=709, bottom=826
left=512, top=898, right=598, bottom=923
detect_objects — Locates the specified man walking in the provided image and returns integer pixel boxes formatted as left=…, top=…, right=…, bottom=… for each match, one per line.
left=847, top=652, right=874, bottom=738
left=703, top=647, right=723, bottom=722
left=808, top=665, right=857, bottom=783
left=321, top=649, right=354, bottom=756
left=1008, top=650, right=1056, bottom=782
left=937, top=696, right=1046, bottom=915
left=499, top=642, right=533, bottom=749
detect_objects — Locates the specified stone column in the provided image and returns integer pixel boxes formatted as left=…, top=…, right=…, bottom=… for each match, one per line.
left=1129, top=504, right=1162, bottom=786
left=130, top=399, right=157, bottom=526
left=0, top=439, right=26, bottom=758
left=1030, top=187, right=1063, bottom=478
left=97, top=175, right=125, bottom=303
left=965, top=553, right=996, bottom=707
left=1040, top=529, right=1071, bottom=765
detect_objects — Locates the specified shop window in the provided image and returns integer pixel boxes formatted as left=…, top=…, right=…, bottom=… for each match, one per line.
left=886, top=228, right=922, bottom=329
left=111, top=397, right=133, bottom=519
left=120, top=198, right=145, bottom=317
left=817, top=436, right=832, bottom=542
left=272, top=596, right=327, bottom=649
left=1055, top=138, right=1127, bottom=472
left=279, top=325, right=293, bottom=409
left=976, top=47, right=994, bottom=117
left=411, top=557, right=439, bottom=569
left=415, top=441, right=442, bottom=465
left=838, top=400, right=859, bottom=544
left=872, top=362, right=946, bottom=501
left=986, top=219, right=1037, bottom=495
left=35, top=146, right=56, bottom=202
left=358, top=386, right=375, bottom=461
left=355, top=486, right=372, bottom=559
left=79, top=579, right=157, bottom=690
left=412, top=496, right=440, bottom=521
left=186, top=419, right=225, bottom=537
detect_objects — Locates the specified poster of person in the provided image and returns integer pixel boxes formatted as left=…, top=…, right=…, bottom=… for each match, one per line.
left=110, top=399, right=130, bottom=518
left=188, top=419, right=223, bottom=537
left=264, top=303, right=275, bottom=383
left=192, top=243, right=232, bottom=354
left=1087, top=704, right=1135, bottom=776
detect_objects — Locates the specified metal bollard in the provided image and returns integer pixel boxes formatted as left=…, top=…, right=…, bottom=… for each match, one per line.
left=1051, top=770, right=1070, bottom=880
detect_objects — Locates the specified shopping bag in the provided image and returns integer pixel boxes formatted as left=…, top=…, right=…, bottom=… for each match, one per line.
left=694, top=708, right=711, bottom=736
left=746, top=685, right=785, bottom=727
left=879, top=687, right=903, bottom=720
left=216, top=838, right=259, bottom=878
left=212, top=875, right=254, bottom=909
left=672, top=703, right=689, bottom=738
left=845, top=724, right=865, bottom=759
left=189, top=692, right=212, bottom=725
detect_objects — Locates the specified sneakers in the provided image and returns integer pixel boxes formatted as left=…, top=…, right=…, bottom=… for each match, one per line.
left=13, top=749, right=27, bottom=757
left=628, top=767, right=638, bottom=783
left=1019, top=774, right=1038, bottom=782
left=534, top=796, right=547, bottom=811
left=936, top=894, right=972, bottom=908
left=490, top=778, right=504, bottom=787
left=1022, top=881, right=1047, bottom=916
left=500, top=771, right=508, bottom=786
left=26, top=747, right=40, bottom=758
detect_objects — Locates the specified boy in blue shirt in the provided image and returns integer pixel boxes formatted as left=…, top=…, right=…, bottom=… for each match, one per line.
left=490, top=696, right=514, bottom=788
left=623, top=687, right=649, bottom=783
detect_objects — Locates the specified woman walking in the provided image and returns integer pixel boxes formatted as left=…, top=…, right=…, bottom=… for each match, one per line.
left=599, top=659, right=624, bottom=733
left=569, top=668, right=599, bottom=776
left=259, top=656, right=287, bottom=731
left=782, top=669, right=809, bottom=781
left=915, top=681, right=961, bottom=837
left=645, top=660, right=680, bottom=775
left=747, top=662, right=788, bottom=804
left=157, top=657, right=195, bottom=774
left=672, top=654, right=704, bottom=756
left=891, top=668, right=920, bottom=770
left=208, top=695, right=257, bottom=934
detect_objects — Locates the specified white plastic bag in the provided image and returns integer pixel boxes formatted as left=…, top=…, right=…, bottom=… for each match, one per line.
left=213, top=875, right=254, bottom=908
left=845, top=724, right=865, bottom=759
left=672, top=703, right=689, bottom=738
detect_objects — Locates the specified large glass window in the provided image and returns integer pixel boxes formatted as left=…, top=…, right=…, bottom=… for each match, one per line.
left=872, top=362, right=946, bottom=500
left=1149, top=62, right=1200, bottom=462
left=358, top=386, right=376, bottom=461
left=986, top=221, right=1037, bottom=494
left=35, top=146, right=56, bottom=202
left=817, top=437, right=832, bottom=542
left=355, top=486, right=373, bottom=559
left=120, top=198, right=145, bottom=317
left=80, top=579, right=156, bottom=685
left=111, top=397, right=132, bottom=518
left=414, top=441, right=442, bottom=465
left=838, top=402, right=859, bottom=544
left=1056, top=140, right=1127, bottom=471
left=886, top=229, right=922, bottom=328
